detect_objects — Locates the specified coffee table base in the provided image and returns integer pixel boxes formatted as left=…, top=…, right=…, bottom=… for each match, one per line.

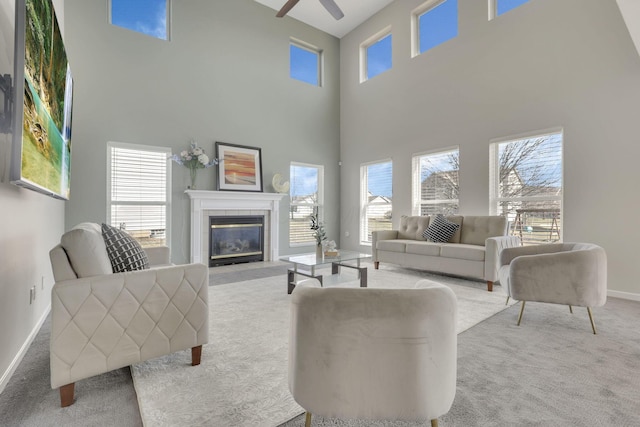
left=287, top=262, right=368, bottom=294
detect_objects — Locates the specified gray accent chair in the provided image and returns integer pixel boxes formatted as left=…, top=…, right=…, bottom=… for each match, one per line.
left=498, top=243, right=607, bottom=334
left=288, top=279, right=457, bottom=427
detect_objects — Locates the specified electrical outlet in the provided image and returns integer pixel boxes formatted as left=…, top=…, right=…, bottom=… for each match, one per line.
left=29, top=286, right=36, bottom=304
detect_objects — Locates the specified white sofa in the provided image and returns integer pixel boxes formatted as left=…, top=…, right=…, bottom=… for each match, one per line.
left=372, top=215, right=520, bottom=291
left=49, top=223, right=209, bottom=406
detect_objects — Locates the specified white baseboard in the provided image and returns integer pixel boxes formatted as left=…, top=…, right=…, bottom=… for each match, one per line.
left=0, top=305, right=50, bottom=395
left=608, top=289, right=640, bottom=302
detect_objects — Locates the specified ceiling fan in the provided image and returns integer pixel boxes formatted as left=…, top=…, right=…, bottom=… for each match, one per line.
left=276, top=0, right=344, bottom=20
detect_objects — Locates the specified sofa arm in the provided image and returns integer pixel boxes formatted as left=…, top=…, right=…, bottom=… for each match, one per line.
left=50, top=263, right=209, bottom=390
left=485, top=236, right=521, bottom=282
left=144, top=245, right=171, bottom=266
left=371, top=230, right=399, bottom=262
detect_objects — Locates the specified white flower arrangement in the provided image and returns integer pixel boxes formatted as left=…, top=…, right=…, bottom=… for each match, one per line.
left=170, top=140, right=218, bottom=189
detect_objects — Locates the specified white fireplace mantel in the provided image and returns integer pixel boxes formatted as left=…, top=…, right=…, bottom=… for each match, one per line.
left=186, top=190, right=286, bottom=264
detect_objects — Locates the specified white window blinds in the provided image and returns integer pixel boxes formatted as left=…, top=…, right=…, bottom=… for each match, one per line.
left=360, top=160, right=393, bottom=244
left=107, top=142, right=170, bottom=247
left=289, top=162, right=324, bottom=246
left=412, top=148, right=459, bottom=215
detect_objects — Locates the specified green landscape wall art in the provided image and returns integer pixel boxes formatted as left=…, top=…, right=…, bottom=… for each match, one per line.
left=10, top=0, right=73, bottom=200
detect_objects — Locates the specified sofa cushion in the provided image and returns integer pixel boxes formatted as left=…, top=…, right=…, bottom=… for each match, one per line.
left=406, top=242, right=442, bottom=256
left=60, top=223, right=113, bottom=278
left=424, top=214, right=460, bottom=243
left=460, top=216, right=508, bottom=246
left=377, top=240, right=408, bottom=253
left=440, top=244, right=486, bottom=262
left=398, top=216, right=431, bottom=240
left=101, top=223, right=150, bottom=273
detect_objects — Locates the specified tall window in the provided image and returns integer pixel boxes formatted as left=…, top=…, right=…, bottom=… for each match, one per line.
left=412, top=148, right=459, bottom=215
left=360, top=160, right=393, bottom=244
left=412, top=0, right=458, bottom=57
left=489, top=130, right=563, bottom=245
left=110, top=0, right=170, bottom=40
left=489, top=0, right=529, bottom=19
left=107, top=142, right=171, bottom=247
left=360, top=27, right=392, bottom=82
left=290, top=40, right=321, bottom=86
left=289, top=162, right=324, bottom=245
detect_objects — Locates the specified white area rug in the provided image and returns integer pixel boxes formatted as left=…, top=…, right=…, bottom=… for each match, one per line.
left=131, top=265, right=513, bottom=427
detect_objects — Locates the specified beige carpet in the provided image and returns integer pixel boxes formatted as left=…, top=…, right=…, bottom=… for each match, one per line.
left=131, top=265, right=513, bottom=427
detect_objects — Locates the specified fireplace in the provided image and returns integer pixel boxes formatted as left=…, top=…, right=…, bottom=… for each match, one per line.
left=209, top=216, right=264, bottom=267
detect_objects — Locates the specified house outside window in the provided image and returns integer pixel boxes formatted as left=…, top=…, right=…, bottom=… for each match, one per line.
left=412, top=147, right=459, bottom=216
left=110, top=0, right=170, bottom=40
left=107, top=142, right=171, bottom=247
left=289, top=162, right=324, bottom=246
left=489, top=129, right=563, bottom=245
left=412, top=0, right=458, bottom=57
left=290, top=39, right=322, bottom=86
left=360, top=27, right=392, bottom=82
left=360, top=160, right=393, bottom=244
left=489, top=0, right=529, bottom=19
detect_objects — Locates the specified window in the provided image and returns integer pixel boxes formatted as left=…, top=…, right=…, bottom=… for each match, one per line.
left=412, top=0, right=458, bottom=57
left=107, top=142, right=171, bottom=247
left=110, top=0, right=170, bottom=40
left=290, top=40, right=321, bottom=86
left=489, top=0, right=529, bottom=19
left=289, top=162, right=324, bottom=245
left=489, top=130, right=563, bottom=245
left=360, top=27, right=392, bottom=82
left=412, top=148, right=459, bottom=215
left=360, top=160, right=393, bottom=244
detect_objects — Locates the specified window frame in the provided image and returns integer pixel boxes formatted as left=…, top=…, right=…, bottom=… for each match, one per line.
left=411, top=146, right=460, bottom=216
left=359, top=26, right=392, bottom=83
left=106, top=141, right=172, bottom=248
left=108, top=0, right=171, bottom=41
left=289, top=161, right=325, bottom=247
left=360, top=159, right=393, bottom=245
left=488, top=0, right=529, bottom=20
left=411, top=0, right=458, bottom=58
left=489, top=128, right=564, bottom=244
left=290, top=38, right=323, bottom=87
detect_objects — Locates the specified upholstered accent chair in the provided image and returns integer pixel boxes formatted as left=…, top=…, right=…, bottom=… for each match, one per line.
left=49, top=223, right=209, bottom=407
left=289, top=280, right=457, bottom=427
left=498, top=243, right=607, bottom=334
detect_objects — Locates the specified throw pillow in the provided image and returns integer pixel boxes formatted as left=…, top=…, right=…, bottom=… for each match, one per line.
left=101, top=223, right=150, bottom=273
left=423, top=214, right=460, bottom=243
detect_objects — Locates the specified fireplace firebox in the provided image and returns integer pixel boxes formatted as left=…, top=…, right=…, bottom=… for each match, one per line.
left=209, top=216, right=264, bottom=267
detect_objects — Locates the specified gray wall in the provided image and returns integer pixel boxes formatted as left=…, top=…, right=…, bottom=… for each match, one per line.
left=63, top=0, right=341, bottom=264
left=0, top=0, right=65, bottom=390
left=339, top=0, right=640, bottom=296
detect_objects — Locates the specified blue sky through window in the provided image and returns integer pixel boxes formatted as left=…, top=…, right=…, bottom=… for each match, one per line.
left=290, top=44, right=319, bottom=86
left=111, top=0, right=168, bottom=40
left=497, top=0, right=529, bottom=16
left=290, top=165, right=319, bottom=197
left=367, top=34, right=392, bottom=80
left=419, top=0, right=458, bottom=54
left=367, top=162, right=392, bottom=198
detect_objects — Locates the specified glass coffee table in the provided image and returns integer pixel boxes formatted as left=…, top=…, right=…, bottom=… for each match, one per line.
left=281, top=250, right=371, bottom=294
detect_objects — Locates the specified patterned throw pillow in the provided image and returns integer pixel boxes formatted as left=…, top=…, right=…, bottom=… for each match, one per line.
left=101, top=223, right=150, bottom=273
left=423, top=214, right=460, bottom=243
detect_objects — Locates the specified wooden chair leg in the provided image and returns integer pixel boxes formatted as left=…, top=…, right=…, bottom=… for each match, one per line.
left=517, top=301, right=526, bottom=326
left=305, top=412, right=312, bottom=427
left=60, top=383, right=75, bottom=407
left=374, top=261, right=379, bottom=269
left=431, top=419, right=439, bottom=427
left=487, top=281, right=493, bottom=292
left=192, top=345, right=202, bottom=366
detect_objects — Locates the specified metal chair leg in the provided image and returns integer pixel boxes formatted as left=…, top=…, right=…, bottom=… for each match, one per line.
left=505, top=296, right=510, bottom=305
left=517, top=301, right=526, bottom=326
left=587, top=307, right=597, bottom=334
left=569, top=305, right=573, bottom=314
left=305, top=412, right=312, bottom=427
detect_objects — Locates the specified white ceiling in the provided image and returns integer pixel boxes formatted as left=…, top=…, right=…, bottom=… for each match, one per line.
left=254, top=0, right=394, bottom=38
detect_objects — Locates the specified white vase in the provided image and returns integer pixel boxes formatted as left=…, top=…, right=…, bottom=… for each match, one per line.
left=315, top=245, right=323, bottom=259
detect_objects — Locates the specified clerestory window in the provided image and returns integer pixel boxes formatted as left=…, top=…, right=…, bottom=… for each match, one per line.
left=110, top=0, right=170, bottom=40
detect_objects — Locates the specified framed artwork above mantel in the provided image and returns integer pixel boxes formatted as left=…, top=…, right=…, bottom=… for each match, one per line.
left=215, top=141, right=263, bottom=192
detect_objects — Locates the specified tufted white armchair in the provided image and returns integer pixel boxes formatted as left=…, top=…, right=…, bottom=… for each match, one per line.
left=49, top=223, right=209, bottom=407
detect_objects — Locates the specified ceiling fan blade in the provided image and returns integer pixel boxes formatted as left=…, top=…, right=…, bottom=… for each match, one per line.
left=276, top=0, right=301, bottom=18
left=319, top=0, right=344, bottom=20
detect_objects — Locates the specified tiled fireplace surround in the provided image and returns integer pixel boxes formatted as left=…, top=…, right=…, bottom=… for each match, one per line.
left=186, top=190, right=286, bottom=265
